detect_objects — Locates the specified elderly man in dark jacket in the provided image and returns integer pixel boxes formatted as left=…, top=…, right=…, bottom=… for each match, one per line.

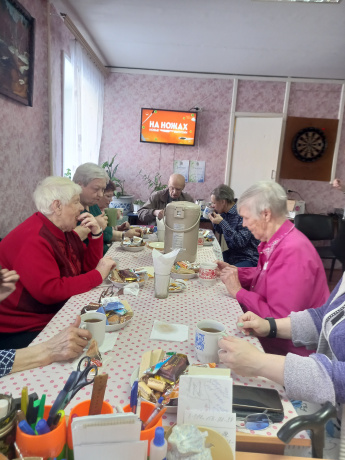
left=138, top=174, right=194, bottom=224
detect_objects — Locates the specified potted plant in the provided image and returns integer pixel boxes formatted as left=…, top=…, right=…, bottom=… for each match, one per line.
left=101, top=155, right=134, bottom=215
left=133, top=199, right=145, bottom=213
left=138, top=171, right=167, bottom=193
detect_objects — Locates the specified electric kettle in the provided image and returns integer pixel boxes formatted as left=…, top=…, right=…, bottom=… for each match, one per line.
left=164, top=201, right=201, bottom=262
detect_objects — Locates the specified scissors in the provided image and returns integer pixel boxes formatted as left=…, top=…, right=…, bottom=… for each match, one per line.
left=47, top=356, right=98, bottom=427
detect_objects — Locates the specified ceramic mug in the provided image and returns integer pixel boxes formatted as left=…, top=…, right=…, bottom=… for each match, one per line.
left=80, top=312, right=106, bottom=346
left=203, top=206, right=213, bottom=220
left=199, top=262, right=217, bottom=286
left=195, top=319, right=226, bottom=363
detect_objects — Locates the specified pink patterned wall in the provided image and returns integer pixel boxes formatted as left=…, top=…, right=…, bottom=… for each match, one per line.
left=1, top=1, right=345, bottom=240
left=101, top=75, right=345, bottom=215
left=0, top=0, right=50, bottom=237
left=99, top=74, right=233, bottom=203
left=236, top=80, right=286, bottom=114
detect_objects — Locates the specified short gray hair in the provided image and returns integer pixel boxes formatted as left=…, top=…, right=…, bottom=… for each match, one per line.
left=211, top=184, right=235, bottom=203
left=237, top=181, right=287, bottom=219
left=73, top=162, right=109, bottom=186
left=33, top=176, right=82, bottom=215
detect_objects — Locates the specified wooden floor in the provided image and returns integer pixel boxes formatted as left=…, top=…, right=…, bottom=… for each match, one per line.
left=326, top=268, right=343, bottom=291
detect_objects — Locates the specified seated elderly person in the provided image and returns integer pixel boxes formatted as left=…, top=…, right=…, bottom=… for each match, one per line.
left=218, top=278, right=345, bottom=407
left=217, top=181, right=329, bottom=357
left=209, top=184, right=259, bottom=267
left=0, top=176, right=115, bottom=350
left=0, top=269, right=92, bottom=377
left=138, top=173, right=194, bottom=225
left=73, top=163, right=140, bottom=252
left=97, top=180, right=129, bottom=232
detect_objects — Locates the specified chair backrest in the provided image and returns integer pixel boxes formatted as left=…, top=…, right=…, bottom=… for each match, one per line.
left=331, top=220, right=345, bottom=264
left=294, top=214, right=334, bottom=241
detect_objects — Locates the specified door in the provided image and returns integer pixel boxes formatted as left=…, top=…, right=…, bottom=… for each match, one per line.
left=229, top=116, right=283, bottom=198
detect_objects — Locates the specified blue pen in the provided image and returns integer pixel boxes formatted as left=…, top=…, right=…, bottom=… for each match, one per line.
left=130, top=380, right=138, bottom=414
left=18, top=420, right=36, bottom=436
left=35, top=418, right=51, bottom=435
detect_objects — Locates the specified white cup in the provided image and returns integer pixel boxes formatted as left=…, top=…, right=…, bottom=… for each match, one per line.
left=80, top=312, right=106, bottom=346
left=154, top=273, right=170, bottom=299
left=199, top=262, right=217, bottom=286
left=195, top=320, right=226, bottom=363
left=203, top=206, right=213, bottom=219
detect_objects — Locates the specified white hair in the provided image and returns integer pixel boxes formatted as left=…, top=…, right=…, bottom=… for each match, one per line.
left=237, top=181, right=287, bottom=219
left=33, top=176, right=82, bottom=216
left=73, top=163, right=109, bottom=186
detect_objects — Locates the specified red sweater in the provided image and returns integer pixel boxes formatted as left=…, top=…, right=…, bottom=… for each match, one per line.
left=0, top=212, right=103, bottom=334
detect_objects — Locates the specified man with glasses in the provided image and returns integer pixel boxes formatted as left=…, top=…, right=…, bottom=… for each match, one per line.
left=138, top=173, right=194, bottom=224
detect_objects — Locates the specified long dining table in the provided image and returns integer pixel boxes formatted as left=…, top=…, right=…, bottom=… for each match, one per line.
left=0, top=239, right=310, bottom=455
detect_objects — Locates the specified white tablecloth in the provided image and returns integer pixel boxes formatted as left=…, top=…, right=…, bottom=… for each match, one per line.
left=0, top=241, right=307, bottom=441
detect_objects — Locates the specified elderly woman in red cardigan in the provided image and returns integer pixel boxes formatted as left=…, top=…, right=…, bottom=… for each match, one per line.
left=0, top=176, right=115, bottom=349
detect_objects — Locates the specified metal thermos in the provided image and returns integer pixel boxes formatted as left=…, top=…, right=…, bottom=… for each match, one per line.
left=164, top=202, right=201, bottom=262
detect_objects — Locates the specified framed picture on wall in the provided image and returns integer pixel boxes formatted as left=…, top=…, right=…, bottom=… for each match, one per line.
left=0, top=0, right=35, bottom=106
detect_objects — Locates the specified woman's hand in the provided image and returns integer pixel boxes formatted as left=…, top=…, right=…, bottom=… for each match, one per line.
left=214, top=260, right=230, bottom=276
left=44, top=316, right=92, bottom=363
left=117, top=221, right=130, bottom=231
left=332, top=178, right=345, bottom=192
left=209, top=212, right=223, bottom=225
left=218, top=336, right=265, bottom=377
left=237, top=311, right=270, bottom=337
left=95, top=212, right=108, bottom=230
left=0, top=269, right=19, bottom=302
left=219, top=266, right=242, bottom=297
left=78, top=212, right=102, bottom=235
left=95, top=256, right=116, bottom=280
left=125, top=228, right=142, bottom=238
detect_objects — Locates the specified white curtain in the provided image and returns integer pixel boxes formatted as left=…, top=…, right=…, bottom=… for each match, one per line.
left=63, top=39, right=105, bottom=177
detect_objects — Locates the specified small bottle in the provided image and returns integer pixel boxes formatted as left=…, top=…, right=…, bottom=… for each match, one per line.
left=149, top=426, right=167, bottom=460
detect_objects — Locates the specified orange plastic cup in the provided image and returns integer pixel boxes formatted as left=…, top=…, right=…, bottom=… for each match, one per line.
left=123, top=401, right=163, bottom=455
left=16, top=405, right=66, bottom=460
left=67, top=399, right=113, bottom=456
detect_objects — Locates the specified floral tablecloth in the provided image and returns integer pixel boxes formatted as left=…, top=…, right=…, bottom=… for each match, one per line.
left=0, top=241, right=307, bottom=442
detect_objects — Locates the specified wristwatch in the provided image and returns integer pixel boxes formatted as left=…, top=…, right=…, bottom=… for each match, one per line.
left=265, top=317, right=277, bottom=338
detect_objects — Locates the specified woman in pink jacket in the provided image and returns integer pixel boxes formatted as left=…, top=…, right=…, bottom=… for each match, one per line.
left=217, top=181, right=329, bottom=357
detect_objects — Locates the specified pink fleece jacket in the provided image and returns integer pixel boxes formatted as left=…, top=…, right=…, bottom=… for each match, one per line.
left=236, top=220, right=329, bottom=356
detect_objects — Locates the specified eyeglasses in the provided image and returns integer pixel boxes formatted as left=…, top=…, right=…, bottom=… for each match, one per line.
left=238, top=412, right=272, bottom=431
left=168, top=186, right=183, bottom=192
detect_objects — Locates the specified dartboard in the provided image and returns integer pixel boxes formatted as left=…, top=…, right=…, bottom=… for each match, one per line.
left=292, top=127, right=327, bottom=162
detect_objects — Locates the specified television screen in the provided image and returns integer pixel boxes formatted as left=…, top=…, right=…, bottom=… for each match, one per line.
left=140, top=108, right=197, bottom=146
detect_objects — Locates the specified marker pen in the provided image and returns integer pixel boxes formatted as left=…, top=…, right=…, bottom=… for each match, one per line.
left=18, top=420, right=36, bottom=436
left=35, top=418, right=51, bottom=435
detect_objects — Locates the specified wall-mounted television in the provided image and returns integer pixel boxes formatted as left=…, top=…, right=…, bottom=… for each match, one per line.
left=140, top=108, right=197, bottom=146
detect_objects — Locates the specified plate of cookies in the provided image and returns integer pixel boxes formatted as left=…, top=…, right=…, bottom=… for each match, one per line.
left=171, top=261, right=199, bottom=280
left=81, top=299, right=134, bottom=332
left=108, top=268, right=147, bottom=288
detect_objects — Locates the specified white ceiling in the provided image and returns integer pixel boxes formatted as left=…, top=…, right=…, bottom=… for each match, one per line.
left=52, top=0, right=345, bottom=80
